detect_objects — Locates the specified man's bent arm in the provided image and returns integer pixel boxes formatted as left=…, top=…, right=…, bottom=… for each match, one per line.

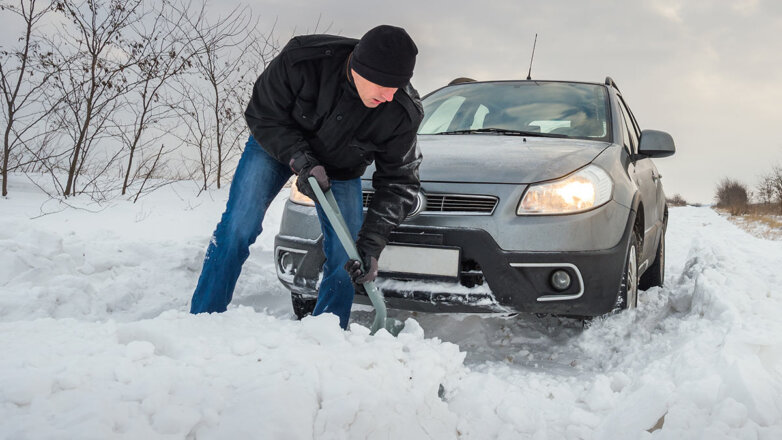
left=244, top=46, right=312, bottom=166
left=358, top=126, right=422, bottom=257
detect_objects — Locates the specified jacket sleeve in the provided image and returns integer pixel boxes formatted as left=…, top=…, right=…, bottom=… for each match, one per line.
left=358, top=121, right=423, bottom=257
left=244, top=45, right=312, bottom=166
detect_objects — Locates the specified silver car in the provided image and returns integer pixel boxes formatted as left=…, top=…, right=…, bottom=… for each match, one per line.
left=274, top=77, right=675, bottom=319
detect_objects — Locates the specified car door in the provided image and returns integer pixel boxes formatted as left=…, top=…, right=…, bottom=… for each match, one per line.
left=617, top=96, right=658, bottom=267
left=625, top=102, right=666, bottom=229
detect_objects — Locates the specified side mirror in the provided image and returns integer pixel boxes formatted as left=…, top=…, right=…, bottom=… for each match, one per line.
left=638, top=129, right=676, bottom=158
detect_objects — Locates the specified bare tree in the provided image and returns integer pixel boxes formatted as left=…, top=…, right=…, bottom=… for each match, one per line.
left=757, top=171, right=775, bottom=206
left=115, top=0, right=193, bottom=196
left=0, top=0, right=58, bottom=197
left=172, top=2, right=277, bottom=191
left=773, top=166, right=782, bottom=213
left=46, top=0, right=144, bottom=197
left=130, top=141, right=166, bottom=202
left=4, top=0, right=284, bottom=200
left=758, top=165, right=782, bottom=213
left=288, top=12, right=333, bottom=38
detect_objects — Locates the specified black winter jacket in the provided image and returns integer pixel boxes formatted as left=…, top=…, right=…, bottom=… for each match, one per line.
left=244, top=34, right=424, bottom=256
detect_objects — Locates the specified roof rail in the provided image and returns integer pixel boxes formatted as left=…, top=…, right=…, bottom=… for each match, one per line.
left=604, top=76, right=620, bottom=91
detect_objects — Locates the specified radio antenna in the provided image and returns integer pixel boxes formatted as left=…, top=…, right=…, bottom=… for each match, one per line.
left=526, top=33, right=538, bottom=80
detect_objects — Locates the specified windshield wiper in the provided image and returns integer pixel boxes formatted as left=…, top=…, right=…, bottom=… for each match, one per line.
left=434, top=128, right=568, bottom=138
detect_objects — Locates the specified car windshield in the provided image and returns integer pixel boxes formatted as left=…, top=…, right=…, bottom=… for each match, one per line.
left=418, top=81, right=611, bottom=141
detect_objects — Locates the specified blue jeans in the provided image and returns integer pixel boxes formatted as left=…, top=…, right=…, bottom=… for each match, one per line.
left=190, top=135, right=363, bottom=329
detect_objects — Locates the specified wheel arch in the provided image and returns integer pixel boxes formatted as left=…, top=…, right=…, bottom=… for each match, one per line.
left=631, top=193, right=644, bottom=243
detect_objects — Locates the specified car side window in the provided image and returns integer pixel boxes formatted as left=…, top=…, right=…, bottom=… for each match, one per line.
left=619, top=96, right=642, bottom=141
left=616, top=103, right=632, bottom=155
left=625, top=104, right=644, bottom=155
left=617, top=99, right=638, bottom=154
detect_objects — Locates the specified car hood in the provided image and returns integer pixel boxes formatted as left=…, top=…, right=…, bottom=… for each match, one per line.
left=366, top=135, right=611, bottom=184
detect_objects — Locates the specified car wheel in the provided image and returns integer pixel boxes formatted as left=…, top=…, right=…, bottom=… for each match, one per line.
left=291, top=293, right=317, bottom=320
left=639, top=227, right=665, bottom=290
left=618, top=230, right=640, bottom=310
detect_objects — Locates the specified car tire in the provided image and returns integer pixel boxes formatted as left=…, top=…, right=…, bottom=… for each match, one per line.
left=639, top=226, right=665, bottom=290
left=618, top=230, right=641, bottom=310
left=291, top=293, right=317, bottom=320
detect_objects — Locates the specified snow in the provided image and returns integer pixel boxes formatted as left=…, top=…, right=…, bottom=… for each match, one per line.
left=375, top=278, right=499, bottom=309
left=2, top=173, right=782, bottom=439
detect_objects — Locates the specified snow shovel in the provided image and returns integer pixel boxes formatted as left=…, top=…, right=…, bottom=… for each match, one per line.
left=307, top=176, right=404, bottom=336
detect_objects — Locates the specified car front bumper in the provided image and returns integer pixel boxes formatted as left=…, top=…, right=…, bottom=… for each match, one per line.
left=274, top=201, right=635, bottom=317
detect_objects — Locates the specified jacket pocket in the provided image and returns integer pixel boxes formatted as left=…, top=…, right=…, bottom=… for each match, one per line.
left=291, top=97, right=323, bottom=132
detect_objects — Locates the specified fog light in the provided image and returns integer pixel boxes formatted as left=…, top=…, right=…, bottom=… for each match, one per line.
left=279, top=251, right=295, bottom=275
left=550, top=270, right=571, bottom=291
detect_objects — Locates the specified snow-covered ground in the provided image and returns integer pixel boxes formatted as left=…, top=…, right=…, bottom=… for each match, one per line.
left=2, top=173, right=782, bottom=439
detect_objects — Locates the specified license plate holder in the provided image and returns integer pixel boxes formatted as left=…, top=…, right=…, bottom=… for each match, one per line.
left=377, top=244, right=461, bottom=282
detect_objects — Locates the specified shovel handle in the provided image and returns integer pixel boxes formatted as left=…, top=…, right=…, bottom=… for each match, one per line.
left=307, top=177, right=388, bottom=333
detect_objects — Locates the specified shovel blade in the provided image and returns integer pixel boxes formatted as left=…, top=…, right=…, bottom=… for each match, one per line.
left=385, top=318, right=405, bottom=336
left=370, top=316, right=405, bottom=336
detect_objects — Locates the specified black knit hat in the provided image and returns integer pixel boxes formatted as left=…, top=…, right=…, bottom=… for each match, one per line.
left=350, top=25, right=418, bottom=88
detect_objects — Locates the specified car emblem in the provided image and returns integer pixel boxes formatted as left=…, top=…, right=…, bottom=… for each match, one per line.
left=407, top=191, right=426, bottom=218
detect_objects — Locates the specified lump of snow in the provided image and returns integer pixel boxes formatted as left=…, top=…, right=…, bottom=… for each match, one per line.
left=125, top=340, right=156, bottom=360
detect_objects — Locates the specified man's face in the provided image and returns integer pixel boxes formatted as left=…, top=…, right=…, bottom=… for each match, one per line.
left=352, top=69, right=398, bottom=108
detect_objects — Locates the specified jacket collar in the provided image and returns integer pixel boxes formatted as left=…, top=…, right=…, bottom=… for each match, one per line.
left=344, top=52, right=359, bottom=98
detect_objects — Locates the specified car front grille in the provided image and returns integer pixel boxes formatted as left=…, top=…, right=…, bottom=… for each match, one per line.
left=362, top=191, right=498, bottom=215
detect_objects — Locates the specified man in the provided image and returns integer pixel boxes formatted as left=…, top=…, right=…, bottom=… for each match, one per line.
left=189, top=25, right=423, bottom=330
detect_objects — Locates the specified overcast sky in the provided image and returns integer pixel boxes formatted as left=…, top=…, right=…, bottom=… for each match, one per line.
left=209, top=0, right=779, bottom=204
left=4, top=0, right=780, bottom=203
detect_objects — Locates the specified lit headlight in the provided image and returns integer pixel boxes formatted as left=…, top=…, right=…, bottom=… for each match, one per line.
left=517, top=165, right=612, bottom=215
left=289, top=176, right=315, bottom=206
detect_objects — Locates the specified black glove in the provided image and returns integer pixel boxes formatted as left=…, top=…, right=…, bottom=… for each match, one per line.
left=289, top=151, right=330, bottom=200
left=344, top=252, right=379, bottom=285
left=344, top=231, right=386, bottom=285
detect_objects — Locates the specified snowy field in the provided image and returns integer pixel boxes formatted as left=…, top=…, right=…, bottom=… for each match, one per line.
left=2, top=173, right=782, bottom=439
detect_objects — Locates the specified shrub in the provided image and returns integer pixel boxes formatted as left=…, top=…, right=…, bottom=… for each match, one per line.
left=666, top=194, right=687, bottom=206
left=715, top=178, right=749, bottom=215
